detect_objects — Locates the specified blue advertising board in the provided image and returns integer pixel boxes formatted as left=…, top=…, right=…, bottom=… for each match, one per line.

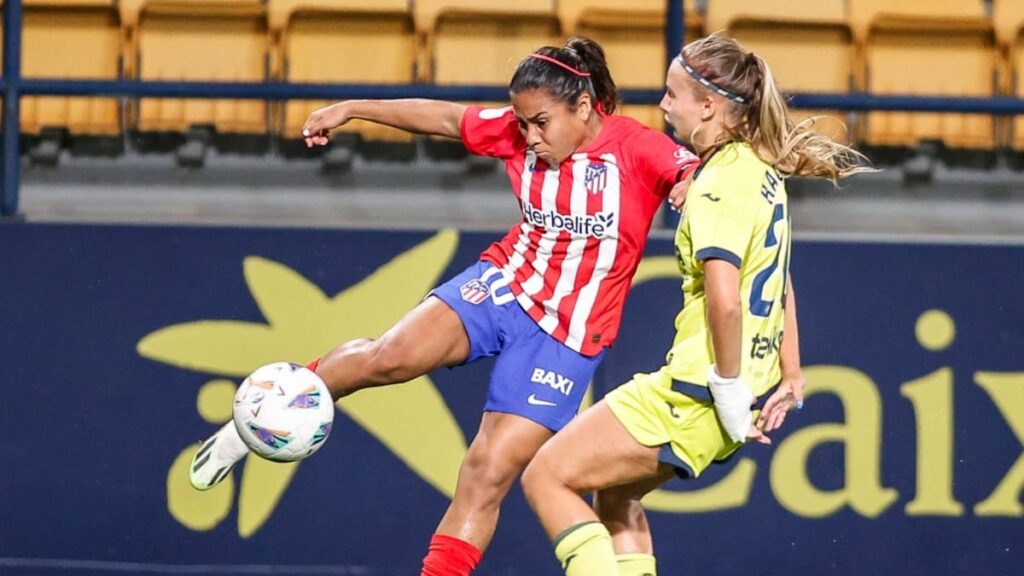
left=1, top=222, right=1021, bottom=575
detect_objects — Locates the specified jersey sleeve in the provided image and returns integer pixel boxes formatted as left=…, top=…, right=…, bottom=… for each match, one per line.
left=686, top=181, right=757, bottom=269
left=628, top=129, right=701, bottom=199
left=460, top=105, right=523, bottom=159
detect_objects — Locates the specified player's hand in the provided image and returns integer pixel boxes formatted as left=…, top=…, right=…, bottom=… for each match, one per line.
left=747, top=423, right=771, bottom=445
left=301, top=102, right=351, bottom=148
left=756, top=370, right=806, bottom=433
left=668, top=175, right=693, bottom=212
left=707, top=365, right=755, bottom=444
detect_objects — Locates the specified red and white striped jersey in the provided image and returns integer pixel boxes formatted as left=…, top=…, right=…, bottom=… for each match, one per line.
left=461, top=105, right=699, bottom=356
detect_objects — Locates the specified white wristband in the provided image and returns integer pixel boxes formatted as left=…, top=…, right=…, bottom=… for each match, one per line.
left=707, top=365, right=754, bottom=443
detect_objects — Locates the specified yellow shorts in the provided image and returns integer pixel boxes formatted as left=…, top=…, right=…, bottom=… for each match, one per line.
left=605, top=368, right=775, bottom=478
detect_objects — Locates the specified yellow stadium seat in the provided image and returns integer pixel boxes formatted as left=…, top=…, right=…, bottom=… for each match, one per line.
left=269, top=0, right=415, bottom=144
left=557, top=0, right=703, bottom=130
left=993, top=0, right=1024, bottom=150
left=994, top=0, right=1024, bottom=49
left=123, top=0, right=268, bottom=136
left=559, top=0, right=702, bottom=43
left=18, top=0, right=121, bottom=137
left=705, top=0, right=854, bottom=143
left=414, top=1, right=558, bottom=157
left=849, top=0, right=996, bottom=150
left=415, top=0, right=559, bottom=87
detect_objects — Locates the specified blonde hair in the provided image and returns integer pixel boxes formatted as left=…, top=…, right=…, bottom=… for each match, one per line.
left=682, top=34, right=873, bottom=183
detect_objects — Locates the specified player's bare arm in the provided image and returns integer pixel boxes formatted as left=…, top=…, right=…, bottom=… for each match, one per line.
left=705, top=258, right=769, bottom=444
left=704, top=259, right=743, bottom=377
left=758, top=277, right=805, bottom=432
left=302, top=99, right=468, bottom=147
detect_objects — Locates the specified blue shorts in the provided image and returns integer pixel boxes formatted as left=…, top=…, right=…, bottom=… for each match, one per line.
left=431, top=261, right=607, bottom=431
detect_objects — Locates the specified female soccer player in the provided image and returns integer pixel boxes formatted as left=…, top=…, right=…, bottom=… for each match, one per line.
left=189, top=37, right=700, bottom=576
left=520, top=34, right=873, bottom=576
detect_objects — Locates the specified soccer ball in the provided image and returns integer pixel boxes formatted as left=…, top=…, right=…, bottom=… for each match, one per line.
left=233, top=362, right=335, bottom=462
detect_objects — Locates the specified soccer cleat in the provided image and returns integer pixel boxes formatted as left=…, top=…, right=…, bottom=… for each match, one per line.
left=189, top=422, right=250, bottom=491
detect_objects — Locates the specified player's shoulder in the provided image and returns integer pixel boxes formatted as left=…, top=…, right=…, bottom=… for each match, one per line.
left=605, top=114, right=668, bottom=143
left=604, top=115, right=683, bottom=171
left=702, top=142, right=767, bottom=174
left=695, top=143, right=772, bottom=194
left=469, top=104, right=515, bottom=122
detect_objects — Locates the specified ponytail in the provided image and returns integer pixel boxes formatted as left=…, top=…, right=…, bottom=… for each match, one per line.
left=511, top=36, right=619, bottom=114
left=683, top=34, right=873, bottom=183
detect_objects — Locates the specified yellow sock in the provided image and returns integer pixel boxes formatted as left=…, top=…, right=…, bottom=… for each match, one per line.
left=617, top=553, right=657, bottom=576
left=553, top=521, right=618, bottom=576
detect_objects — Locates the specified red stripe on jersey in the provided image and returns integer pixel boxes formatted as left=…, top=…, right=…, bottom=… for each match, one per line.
left=527, top=163, right=575, bottom=308
left=551, top=236, right=599, bottom=344
left=509, top=162, right=550, bottom=301
left=553, top=172, right=606, bottom=344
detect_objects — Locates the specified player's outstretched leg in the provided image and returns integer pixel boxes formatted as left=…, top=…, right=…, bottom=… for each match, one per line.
left=189, top=421, right=250, bottom=490
left=189, top=358, right=327, bottom=490
left=189, top=297, right=469, bottom=491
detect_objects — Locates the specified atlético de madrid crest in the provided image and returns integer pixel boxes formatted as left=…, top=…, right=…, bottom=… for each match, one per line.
left=585, top=162, right=607, bottom=196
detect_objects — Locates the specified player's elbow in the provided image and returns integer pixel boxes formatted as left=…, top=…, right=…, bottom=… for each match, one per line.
left=709, top=298, right=742, bottom=323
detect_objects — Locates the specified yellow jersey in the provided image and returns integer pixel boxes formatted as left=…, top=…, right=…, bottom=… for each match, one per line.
left=666, top=142, right=790, bottom=396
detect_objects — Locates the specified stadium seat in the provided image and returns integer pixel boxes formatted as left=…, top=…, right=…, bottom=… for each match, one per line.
left=849, top=0, right=996, bottom=152
left=993, top=0, right=1024, bottom=151
left=704, top=0, right=854, bottom=142
left=268, top=0, right=416, bottom=149
left=557, top=0, right=704, bottom=130
left=18, top=0, right=122, bottom=144
left=122, top=0, right=269, bottom=141
left=414, top=1, right=558, bottom=158
left=415, top=0, right=559, bottom=86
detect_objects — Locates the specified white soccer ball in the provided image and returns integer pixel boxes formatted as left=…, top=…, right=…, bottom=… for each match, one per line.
left=233, top=362, right=335, bottom=462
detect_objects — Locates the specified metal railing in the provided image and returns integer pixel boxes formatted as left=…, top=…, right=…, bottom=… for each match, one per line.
left=3, top=0, right=1024, bottom=217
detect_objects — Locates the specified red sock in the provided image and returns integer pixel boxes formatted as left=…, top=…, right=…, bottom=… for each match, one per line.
left=305, top=358, right=320, bottom=372
left=420, top=534, right=483, bottom=576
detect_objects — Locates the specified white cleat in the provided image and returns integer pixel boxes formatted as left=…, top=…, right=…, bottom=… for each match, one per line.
left=189, top=422, right=250, bottom=491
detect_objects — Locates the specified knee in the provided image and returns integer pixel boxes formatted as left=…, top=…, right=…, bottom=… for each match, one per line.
left=460, top=443, right=525, bottom=504
left=593, top=487, right=644, bottom=525
left=520, top=460, right=546, bottom=506
left=521, top=448, right=567, bottom=507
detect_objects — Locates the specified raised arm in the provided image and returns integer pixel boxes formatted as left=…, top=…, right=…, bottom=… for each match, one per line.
left=301, top=99, right=469, bottom=146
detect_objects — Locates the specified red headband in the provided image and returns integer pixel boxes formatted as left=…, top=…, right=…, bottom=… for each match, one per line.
left=527, top=53, right=591, bottom=77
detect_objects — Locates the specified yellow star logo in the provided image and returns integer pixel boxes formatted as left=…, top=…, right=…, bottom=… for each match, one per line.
left=137, top=230, right=467, bottom=537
